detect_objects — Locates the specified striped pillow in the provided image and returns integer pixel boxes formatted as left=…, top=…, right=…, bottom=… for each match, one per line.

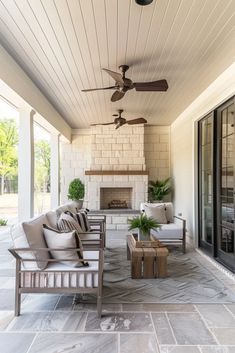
left=43, top=224, right=88, bottom=267
left=57, top=213, right=84, bottom=233
left=65, top=210, right=90, bottom=232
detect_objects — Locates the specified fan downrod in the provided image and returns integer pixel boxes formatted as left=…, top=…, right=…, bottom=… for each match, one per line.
left=119, top=65, right=129, bottom=77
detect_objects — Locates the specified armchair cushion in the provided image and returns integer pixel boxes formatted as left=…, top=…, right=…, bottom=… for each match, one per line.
left=151, top=223, right=183, bottom=240
left=65, top=210, right=91, bottom=232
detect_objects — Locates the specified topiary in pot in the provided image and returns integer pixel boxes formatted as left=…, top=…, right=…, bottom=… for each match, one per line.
left=67, top=178, right=85, bottom=209
left=128, top=213, right=160, bottom=241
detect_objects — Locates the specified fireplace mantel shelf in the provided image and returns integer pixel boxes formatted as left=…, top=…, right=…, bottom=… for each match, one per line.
left=85, top=170, right=148, bottom=175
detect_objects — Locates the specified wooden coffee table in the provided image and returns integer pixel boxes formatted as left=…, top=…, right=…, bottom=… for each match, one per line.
left=126, top=234, right=169, bottom=279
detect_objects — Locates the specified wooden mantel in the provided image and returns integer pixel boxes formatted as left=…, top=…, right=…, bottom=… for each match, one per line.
left=85, top=170, right=148, bottom=176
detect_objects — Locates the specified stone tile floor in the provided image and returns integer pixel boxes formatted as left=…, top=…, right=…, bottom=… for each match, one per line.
left=0, top=229, right=235, bottom=352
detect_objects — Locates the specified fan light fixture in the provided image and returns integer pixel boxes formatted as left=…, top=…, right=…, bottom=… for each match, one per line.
left=135, top=0, right=153, bottom=5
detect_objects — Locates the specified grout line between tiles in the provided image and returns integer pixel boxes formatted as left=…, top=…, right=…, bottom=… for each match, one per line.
left=165, top=312, right=177, bottom=345
left=223, top=304, right=235, bottom=318
left=25, top=332, right=38, bottom=353
left=194, top=306, right=220, bottom=345
left=149, top=312, right=161, bottom=353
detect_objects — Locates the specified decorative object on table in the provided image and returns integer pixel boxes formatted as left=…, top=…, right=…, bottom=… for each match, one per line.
left=128, top=213, right=160, bottom=241
left=67, top=178, right=85, bottom=209
left=148, top=177, right=171, bottom=202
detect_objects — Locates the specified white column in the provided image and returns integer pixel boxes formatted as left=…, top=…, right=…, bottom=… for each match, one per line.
left=18, top=109, right=35, bottom=221
left=50, top=132, right=60, bottom=209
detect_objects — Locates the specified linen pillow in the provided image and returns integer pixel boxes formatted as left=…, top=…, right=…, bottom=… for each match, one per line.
left=22, top=214, right=50, bottom=270
left=57, top=213, right=83, bottom=233
left=144, top=204, right=168, bottom=224
left=65, top=210, right=90, bottom=232
left=43, top=225, right=88, bottom=267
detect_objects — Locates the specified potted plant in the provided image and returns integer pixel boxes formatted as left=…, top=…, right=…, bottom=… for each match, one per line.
left=128, top=214, right=160, bottom=241
left=67, top=178, right=85, bottom=209
left=148, top=177, right=171, bottom=202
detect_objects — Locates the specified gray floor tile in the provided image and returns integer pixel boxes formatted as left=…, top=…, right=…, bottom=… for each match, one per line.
left=45, top=311, right=87, bottom=331
left=74, top=302, right=122, bottom=312
left=0, top=290, right=15, bottom=310
left=160, top=346, right=200, bottom=353
left=85, top=312, right=153, bottom=332
left=55, top=295, right=74, bottom=310
left=7, top=312, right=51, bottom=332
left=167, top=313, right=216, bottom=345
left=122, top=303, right=195, bottom=312
left=27, top=333, right=118, bottom=353
left=22, top=294, right=59, bottom=312
left=0, top=311, right=14, bottom=330
left=0, top=332, right=35, bottom=353
left=120, top=333, right=159, bottom=353
left=211, top=328, right=235, bottom=345
left=226, top=304, right=235, bottom=316
left=200, top=346, right=235, bottom=353
left=151, top=313, right=176, bottom=345
left=196, top=305, right=235, bottom=327
left=22, top=294, right=60, bottom=312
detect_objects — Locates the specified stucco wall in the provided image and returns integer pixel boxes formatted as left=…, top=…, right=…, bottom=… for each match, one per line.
left=170, top=63, right=235, bottom=243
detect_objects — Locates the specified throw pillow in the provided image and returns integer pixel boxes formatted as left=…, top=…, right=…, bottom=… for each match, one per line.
left=144, top=204, right=168, bottom=224
left=65, top=210, right=90, bottom=232
left=57, top=213, right=83, bottom=233
left=43, top=224, right=88, bottom=267
left=22, top=214, right=50, bottom=270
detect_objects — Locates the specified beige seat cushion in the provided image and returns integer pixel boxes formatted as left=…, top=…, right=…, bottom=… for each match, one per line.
left=22, top=214, right=50, bottom=270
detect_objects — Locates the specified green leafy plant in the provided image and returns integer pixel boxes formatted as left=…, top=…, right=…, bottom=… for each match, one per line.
left=68, top=178, right=85, bottom=201
left=128, top=214, right=160, bottom=236
left=148, top=177, right=171, bottom=202
left=0, top=218, right=7, bottom=226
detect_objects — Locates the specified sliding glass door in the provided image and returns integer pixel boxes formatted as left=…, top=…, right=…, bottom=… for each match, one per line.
left=216, top=99, right=235, bottom=271
left=198, top=97, right=235, bottom=272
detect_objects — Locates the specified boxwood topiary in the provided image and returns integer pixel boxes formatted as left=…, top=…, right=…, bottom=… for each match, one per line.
left=67, top=178, right=85, bottom=201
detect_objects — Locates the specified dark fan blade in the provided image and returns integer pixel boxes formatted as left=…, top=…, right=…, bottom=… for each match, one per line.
left=82, top=86, right=116, bottom=92
left=115, top=121, right=127, bottom=130
left=111, top=90, right=125, bottom=102
left=134, top=79, right=168, bottom=91
left=103, top=69, right=124, bottom=84
left=127, top=118, right=147, bottom=125
left=90, top=122, right=115, bottom=126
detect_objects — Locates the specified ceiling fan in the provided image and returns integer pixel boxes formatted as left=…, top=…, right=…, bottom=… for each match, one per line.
left=82, top=65, right=168, bottom=102
left=91, top=109, right=147, bottom=130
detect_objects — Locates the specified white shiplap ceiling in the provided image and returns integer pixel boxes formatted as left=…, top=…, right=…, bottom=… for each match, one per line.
left=0, top=0, right=234, bottom=128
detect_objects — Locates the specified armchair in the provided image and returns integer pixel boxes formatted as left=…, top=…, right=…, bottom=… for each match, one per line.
left=141, top=202, right=186, bottom=253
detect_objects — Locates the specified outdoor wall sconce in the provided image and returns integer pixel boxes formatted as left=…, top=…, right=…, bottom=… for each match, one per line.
left=135, top=0, right=154, bottom=5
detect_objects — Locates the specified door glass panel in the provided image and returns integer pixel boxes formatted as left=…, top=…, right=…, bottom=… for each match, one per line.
left=199, top=115, right=213, bottom=246
left=218, top=102, right=235, bottom=268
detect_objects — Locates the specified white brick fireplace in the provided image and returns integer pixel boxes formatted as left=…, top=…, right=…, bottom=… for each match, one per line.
left=85, top=125, right=148, bottom=211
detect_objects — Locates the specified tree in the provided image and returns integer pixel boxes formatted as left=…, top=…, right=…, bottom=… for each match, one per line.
left=34, top=140, right=51, bottom=193
left=0, top=119, right=18, bottom=195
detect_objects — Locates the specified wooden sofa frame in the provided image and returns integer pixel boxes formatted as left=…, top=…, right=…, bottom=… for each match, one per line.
left=9, top=238, right=104, bottom=318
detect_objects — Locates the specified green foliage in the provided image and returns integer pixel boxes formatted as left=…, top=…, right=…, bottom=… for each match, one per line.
left=128, top=213, right=160, bottom=236
left=0, top=119, right=18, bottom=193
left=35, top=140, right=51, bottom=193
left=148, top=177, right=171, bottom=201
left=68, top=178, right=85, bottom=201
left=0, top=218, right=7, bottom=226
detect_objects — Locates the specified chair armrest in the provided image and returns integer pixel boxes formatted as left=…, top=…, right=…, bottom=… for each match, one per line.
left=173, top=216, right=186, bottom=234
